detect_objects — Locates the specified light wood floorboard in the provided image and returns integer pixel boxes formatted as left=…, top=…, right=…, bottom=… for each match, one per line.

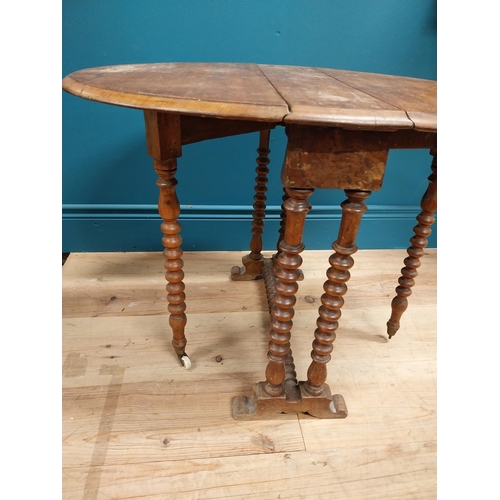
left=62, top=249, right=436, bottom=499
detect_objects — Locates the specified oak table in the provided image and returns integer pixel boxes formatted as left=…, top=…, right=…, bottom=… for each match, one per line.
left=62, top=63, right=437, bottom=420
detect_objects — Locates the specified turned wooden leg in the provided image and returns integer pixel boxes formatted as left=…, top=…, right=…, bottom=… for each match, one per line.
left=387, top=150, right=437, bottom=339
left=154, top=158, right=189, bottom=367
left=231, top=130, right=271, bottom=281
left=305, top=190, right=371, bottom=396
left=272, top=188, right=288, bottom=271
left=264, top=187, right=313, bottom=396
left=144, top=111, right=190, bottom=368
left=272, top=188, right=304, bottom=280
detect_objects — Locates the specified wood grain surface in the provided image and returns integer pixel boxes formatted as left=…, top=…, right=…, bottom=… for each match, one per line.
left=62, top=63, right=436, bottom=131
left=62, top=249, right=436, bottom=499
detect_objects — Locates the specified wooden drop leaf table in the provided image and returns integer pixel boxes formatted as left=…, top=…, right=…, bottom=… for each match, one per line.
left=62, top=63, right=437, bottom=420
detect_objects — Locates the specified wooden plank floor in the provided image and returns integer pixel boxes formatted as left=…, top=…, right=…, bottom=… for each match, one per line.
left=62, top=249, right=437, bottom=499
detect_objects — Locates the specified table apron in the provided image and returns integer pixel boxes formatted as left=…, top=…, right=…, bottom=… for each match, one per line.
left=282, top=125, right=436, bottom=190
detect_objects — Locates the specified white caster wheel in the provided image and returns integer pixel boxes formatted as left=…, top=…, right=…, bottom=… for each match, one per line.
left=180, top=355, right=191, bottom=370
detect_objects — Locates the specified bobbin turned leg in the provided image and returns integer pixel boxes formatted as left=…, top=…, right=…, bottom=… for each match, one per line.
left=264, top=187, right=313, bottom=397
left=144, top=111, right=190, bottom=369
left=304, top=190, right=371, bottom=396
left=231, top=130, right=271, bottom=281
left=155, top=159, right=189, bottom=368
left=387, top=149, right=437, bottom=339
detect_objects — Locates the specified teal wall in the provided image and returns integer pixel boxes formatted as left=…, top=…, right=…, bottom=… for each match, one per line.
left=62, top=0, right=437, bottom=252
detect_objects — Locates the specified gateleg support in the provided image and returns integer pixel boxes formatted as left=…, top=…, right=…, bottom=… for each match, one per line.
left=231, top=130, right=270, bottom=281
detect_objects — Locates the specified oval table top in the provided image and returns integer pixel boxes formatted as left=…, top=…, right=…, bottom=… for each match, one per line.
left=62, top=63, right=436, bottom=132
